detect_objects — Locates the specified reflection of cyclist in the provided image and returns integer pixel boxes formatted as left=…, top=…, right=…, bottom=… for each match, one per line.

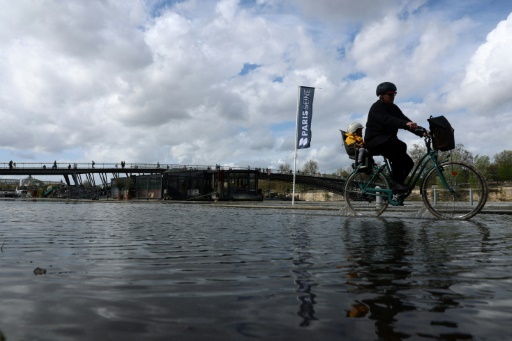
left=364, top=82, right=422, bottom=193
left=343, top=219, right=414, bottom=338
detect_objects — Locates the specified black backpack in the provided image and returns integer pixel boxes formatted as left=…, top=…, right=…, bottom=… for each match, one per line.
left=428, top=115, right=455, bottom=151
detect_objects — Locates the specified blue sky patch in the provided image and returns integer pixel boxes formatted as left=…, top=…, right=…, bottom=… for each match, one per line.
left=146, top=0, right=183, bottom=18
left=271, top=121, right=294, bottom=134
left=400, top=97, right=424, bottom=104
left=344, top=72, right=366, bottom=81
left=239, top=63, right=260, bottom=76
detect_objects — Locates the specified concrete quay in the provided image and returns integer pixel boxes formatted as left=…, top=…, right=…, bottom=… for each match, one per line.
left=210, top=200, right=512, bottom=215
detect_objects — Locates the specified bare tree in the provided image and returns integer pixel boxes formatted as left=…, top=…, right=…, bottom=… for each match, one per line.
left=278, top=163, right=291, bottom=174
left=334, top=167, right=351, bottom=178
left=441, top=143, right=473, bottom=163
left=302, top=160, right=319, bottom=175
left=409, top=143, right=427, bottom=165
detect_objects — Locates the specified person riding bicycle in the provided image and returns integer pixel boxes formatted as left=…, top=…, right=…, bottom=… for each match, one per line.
left=344, top=122, right=368, bottom=169
left=364, top=82, right=423, bottom=193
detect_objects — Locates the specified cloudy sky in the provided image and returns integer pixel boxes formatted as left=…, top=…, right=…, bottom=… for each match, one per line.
left=1, top=0, right=511, bottom=174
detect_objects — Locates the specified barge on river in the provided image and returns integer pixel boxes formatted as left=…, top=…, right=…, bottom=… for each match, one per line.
left=111, top=167, right=263, bottom=201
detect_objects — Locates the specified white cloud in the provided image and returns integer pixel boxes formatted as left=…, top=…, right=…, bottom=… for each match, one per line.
left=444, top=12, right=512, bottom=115
left=0, top=0, right=511, bottom=174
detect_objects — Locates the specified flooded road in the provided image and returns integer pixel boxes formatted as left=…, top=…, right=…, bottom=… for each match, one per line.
left=0, top=201, right=511, bottom=340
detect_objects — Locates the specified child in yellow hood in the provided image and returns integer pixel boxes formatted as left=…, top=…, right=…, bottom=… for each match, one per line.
left=345, top=122, right=368, bottom=169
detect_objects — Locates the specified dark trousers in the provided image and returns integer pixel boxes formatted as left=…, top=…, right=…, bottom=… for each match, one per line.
left=357, top=148, right=367, bottom=164
left=368, top=138, right=413, bottom=184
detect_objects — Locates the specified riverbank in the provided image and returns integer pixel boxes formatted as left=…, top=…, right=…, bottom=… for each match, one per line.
left=212, top=201, right=512, bottom=215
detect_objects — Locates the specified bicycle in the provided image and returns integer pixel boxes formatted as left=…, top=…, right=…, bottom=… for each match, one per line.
left=342, top=127, right=488, bottom=220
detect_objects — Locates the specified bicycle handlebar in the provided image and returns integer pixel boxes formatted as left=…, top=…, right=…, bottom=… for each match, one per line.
left=412, top=126, right=434, bottom=151
left=413, top=126, right=429, bottom=137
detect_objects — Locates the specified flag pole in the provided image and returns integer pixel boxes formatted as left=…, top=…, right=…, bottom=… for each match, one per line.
left=292, top=86, right=300, bottom=205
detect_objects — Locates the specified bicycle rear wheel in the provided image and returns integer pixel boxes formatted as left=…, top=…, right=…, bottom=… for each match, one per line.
left=344, top=170, right=390, bottom=217
left=421, top=161, right=488, bottom=219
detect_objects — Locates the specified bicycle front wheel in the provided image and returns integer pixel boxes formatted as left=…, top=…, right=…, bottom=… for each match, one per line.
left=344, top=170, right=390, bottom=217
left=421, top=161, right=488, bottom=219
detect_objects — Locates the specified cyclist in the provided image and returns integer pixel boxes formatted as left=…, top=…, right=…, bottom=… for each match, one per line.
left=364, top=82, right=423, bottom=193
left=344, top=122, right=368, bottom=169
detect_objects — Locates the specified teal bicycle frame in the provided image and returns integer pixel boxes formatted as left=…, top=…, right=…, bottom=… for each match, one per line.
left=354, top=137, right=451, bottom=206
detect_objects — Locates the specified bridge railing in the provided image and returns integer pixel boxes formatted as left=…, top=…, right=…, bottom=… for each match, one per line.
left=0, top=162, right=345, bottom=179
left=1, top=162, right=279, bottom=172
left=1, top=162, right=178, bottom=170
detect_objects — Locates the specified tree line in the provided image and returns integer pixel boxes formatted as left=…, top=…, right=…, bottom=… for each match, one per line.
left=408, top=144, right=512, bottom=183
left=273, top=146, right=512, bottom=185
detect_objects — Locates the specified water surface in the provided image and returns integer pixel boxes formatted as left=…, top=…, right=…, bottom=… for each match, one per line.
left=0, top=201, right=510, bottom=340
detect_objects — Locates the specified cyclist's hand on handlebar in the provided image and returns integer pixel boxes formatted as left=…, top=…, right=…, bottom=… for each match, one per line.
left=414, top=126, right=429, bottom=137
left=407, top=122, right=429, bottom=136
left=406, top=122, right=418, bottom=131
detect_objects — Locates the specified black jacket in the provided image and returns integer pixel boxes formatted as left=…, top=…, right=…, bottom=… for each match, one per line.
left=364, top=100, right=411, bottom=150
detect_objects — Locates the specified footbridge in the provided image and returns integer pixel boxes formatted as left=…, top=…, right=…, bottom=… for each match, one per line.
left=1, top=162, right=167, bottom=188
left=1, top=162, right=346, bottom=194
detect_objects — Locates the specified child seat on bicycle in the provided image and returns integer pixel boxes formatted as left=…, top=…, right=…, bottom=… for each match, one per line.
left=344, top=122, right=369, bottom=170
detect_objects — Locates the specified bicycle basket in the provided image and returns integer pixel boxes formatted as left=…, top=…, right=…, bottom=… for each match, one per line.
left=428, top=115, right=455, bottom=151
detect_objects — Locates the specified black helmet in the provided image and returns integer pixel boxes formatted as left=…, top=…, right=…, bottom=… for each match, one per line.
left=376, top=82, right=397, bottom=96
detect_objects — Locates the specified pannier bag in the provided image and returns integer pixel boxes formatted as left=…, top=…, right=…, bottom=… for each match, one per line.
left=428, top=115, right=455, bottom=151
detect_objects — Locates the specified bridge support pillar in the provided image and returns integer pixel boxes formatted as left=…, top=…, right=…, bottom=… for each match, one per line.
left=72, top=173, right=81, bottom=186
left=85, top=173, right=96, bottom=187
left=99, top=173, right=109, bottom=188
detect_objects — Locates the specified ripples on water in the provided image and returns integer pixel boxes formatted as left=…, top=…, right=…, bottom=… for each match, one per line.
left=0, top=201, right=511, bottom=340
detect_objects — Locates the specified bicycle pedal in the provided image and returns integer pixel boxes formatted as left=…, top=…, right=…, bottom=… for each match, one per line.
left=391, top=195, right=405, bottom=206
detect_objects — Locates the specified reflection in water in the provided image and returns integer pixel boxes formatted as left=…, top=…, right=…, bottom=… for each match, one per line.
left=343, top=219, right=415, bottom=339
left=341, top=218, right=498, bottom=340
left=290, top=222, right=317, bottom=327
